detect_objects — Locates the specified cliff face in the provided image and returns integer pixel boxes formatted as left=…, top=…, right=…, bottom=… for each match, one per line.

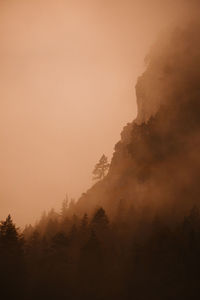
left=75, top=21, right=200, bottom=219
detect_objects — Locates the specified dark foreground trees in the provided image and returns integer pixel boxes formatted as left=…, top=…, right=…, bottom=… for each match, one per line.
left=0, top=215, right=26, bottom=298
left=1, top=206, right=200, bottom=300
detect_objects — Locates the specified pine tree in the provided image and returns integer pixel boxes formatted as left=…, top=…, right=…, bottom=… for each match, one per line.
left=61, top=194, right=69, bottom=218
left=91, top=208, right=109, bottom=230
left=92, top=154, right=110, bottom=180
left=0, top=215, right=25, bottom=298
left=0, top=214, right=21, bottom=246
left=90, top=208, right=109, bottom=243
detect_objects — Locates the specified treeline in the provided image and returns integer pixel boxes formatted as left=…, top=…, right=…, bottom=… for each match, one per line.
left=1, top=203, right=200, bottom=299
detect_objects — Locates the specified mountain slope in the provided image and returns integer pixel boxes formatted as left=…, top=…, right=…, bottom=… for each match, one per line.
left=75, top=21, right=200, bottom=220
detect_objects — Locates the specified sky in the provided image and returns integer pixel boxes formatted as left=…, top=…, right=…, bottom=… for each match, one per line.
left=0, top=0, right=187, bottom=225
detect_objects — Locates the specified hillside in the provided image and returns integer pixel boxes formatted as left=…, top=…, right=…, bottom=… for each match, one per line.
left=75, top=21, right=200, bottom=221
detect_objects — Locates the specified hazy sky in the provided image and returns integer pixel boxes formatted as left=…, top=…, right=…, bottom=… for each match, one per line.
left=0, top=0, right=186, bottom=225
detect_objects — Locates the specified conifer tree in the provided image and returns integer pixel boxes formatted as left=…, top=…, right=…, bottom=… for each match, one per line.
left=91, top=208, right=109, bottom=230
left=0, top=215, right=25, bottom=298
left=61, top=194, right=69, bottom=218
left=92, top=154, right=110, bottom=180
left=0, top=214, right=21, bottom=246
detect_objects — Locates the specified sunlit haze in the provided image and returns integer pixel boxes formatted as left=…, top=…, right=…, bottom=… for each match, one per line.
left=0, top=0, right=186, bottom=225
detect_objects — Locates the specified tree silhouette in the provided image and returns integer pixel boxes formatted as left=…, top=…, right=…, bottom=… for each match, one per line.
left=90, top=208, right=110, bottom=245
left=0, top=215, right=25, bottom=298
left=91, top=208, right=109, bottom=229
left=92, top=154, right=110, bottom=180
left=61, top=194, right=69, bottom=218
left=0, top=214, right=22, bottom=248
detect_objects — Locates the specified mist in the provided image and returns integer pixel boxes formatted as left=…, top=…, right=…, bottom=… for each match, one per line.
left=72, top=0, right=200, bottom=222
left=1, top=1, right=200, bottom=299
left=0, top=0, right=185, bottom=225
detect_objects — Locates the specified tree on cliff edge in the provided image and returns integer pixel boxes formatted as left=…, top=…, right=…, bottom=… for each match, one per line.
left=92, top=154, right=110, bottom=181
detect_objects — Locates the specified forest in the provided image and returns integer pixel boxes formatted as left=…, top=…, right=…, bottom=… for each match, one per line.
left=2, top=6, right=200, bottom=300
left=1, top=202, right=200, bottom=299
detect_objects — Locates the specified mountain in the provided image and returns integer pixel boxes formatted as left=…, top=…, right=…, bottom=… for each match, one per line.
left=75, top=21, right=200, bottom=221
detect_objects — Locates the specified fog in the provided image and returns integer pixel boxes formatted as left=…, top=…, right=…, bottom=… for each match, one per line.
left=0, top=0, right=189, bottom=225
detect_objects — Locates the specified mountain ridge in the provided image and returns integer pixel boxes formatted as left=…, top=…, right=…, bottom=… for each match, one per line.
left=74, top=21, right=200, bottom=221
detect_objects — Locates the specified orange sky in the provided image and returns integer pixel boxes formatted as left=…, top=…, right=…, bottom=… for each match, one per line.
left=0, top=0, right=187, bottom=225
